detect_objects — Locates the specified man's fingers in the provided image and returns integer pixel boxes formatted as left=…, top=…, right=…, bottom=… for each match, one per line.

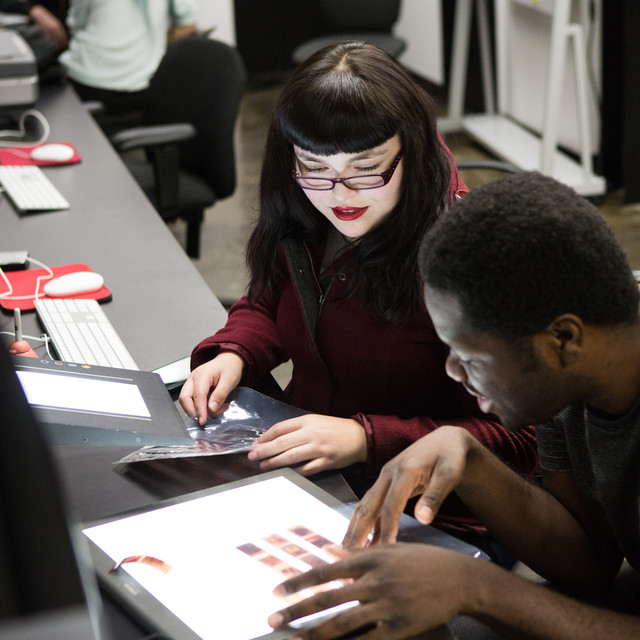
left=271, top=582, right=358, bottom=627
left=343, top=482, right=390, bottom=548
left=274, top=552, right=367, bottom=599
left=376, top=470, right=421, bottom=544
left=344, top=471, right=412, bottom=546
left=344, top=456, right=447, bottom=546
left=413, top=458, right=464, bottom=525
left=272, top=601, right=384, bottom=640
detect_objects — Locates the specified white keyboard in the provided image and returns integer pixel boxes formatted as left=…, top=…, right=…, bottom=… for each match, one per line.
left=34, top=298, right=139, bottom=370
left=0, top=165, right=69, bottom=212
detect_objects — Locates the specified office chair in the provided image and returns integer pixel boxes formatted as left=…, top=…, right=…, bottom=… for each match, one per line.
left=455, top=159, right=521, bottom=174
left=110, top=37, right=247, bottom=258
left=291, top=0, right=406, bottom=65
left=452, top=157, right=522, bottom=195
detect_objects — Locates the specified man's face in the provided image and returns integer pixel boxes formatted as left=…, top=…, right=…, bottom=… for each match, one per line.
left=424, top=285, right=572, bottom=430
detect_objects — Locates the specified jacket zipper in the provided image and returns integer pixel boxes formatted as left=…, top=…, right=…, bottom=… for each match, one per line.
left=303, top=243, right=333, bottom=320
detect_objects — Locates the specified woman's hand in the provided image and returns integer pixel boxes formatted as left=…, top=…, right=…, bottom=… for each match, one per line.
left=248, top=414, right=367, bottom=476
left=178, top=352, right=244, bottom=425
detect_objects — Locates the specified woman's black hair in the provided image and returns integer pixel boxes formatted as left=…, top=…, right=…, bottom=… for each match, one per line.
left=246, top=41, right=452, bottom=323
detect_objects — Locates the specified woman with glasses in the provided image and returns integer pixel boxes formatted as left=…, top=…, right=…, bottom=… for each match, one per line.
left=180, top=42, right=537, bottom=558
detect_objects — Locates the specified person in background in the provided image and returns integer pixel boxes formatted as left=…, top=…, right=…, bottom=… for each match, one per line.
left=179, top=42, right=538, bottom=562
left=0, top=0, right=68, bottom=53
left=267, top=172, right=640, bottom=640
left=59, top=0, right=197, bottom=119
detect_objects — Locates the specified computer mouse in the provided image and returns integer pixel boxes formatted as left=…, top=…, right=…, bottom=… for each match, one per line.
left=43, top=271, right=105, bottom=297
left=29, top=143, right=75, bottom=163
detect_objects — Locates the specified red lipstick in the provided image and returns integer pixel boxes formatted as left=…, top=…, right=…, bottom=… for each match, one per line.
left=332, top=206, right=368, bottom=221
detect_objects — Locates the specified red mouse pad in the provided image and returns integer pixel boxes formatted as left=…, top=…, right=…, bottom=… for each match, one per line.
left=0, top=263, right=111, bottom=312
left=0, top=142, right=81, bottom=166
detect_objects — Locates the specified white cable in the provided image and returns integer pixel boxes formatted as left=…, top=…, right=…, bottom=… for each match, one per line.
left=0, top=109, right=51, bottom=147
left=0, top=255, right=58, bottom=358
left=0, top=256, right=54, bottom=300
left=0, top=330, right=47, bottom=342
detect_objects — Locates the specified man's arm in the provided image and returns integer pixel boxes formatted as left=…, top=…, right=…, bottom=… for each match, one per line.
left=268, top=544, right=639, bottom=640
left=344, top=426, right=621, bottom=593
left=471, top=560, right=640, bottom=640
left=453, top=448, right=622, bottom=593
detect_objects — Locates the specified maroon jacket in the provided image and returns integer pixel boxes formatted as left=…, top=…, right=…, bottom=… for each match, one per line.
left=191, top=238, right=538, bottom=538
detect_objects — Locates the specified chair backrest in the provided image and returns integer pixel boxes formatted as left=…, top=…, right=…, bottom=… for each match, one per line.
left=320, top=0, right=401, bottom=32
left=144, top=37, right=247, bottom=199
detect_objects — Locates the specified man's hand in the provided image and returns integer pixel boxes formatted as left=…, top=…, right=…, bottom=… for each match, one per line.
left=268, top=543, right=476, bottom=640
left=343, top=426, right=474, bottom=547
left=269, top=542, right=640, bottom=640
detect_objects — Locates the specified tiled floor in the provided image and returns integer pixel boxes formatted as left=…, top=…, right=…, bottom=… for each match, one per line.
left=172, top=84, right=640, bottom=310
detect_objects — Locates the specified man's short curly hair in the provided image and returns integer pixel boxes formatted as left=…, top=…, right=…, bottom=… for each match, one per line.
left=419, top=172, right=639, bottom=337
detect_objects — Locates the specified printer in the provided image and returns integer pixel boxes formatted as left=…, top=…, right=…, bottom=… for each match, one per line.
left=0, top=28, right=38, bottom=107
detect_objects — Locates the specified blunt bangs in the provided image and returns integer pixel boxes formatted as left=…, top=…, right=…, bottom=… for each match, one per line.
left=277, top=74, right=398, bottom=155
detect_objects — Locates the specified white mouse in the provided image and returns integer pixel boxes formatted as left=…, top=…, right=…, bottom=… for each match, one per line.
left=43, top=272, right=105, bottom=297
left=30, top=143, right=75, bottom=163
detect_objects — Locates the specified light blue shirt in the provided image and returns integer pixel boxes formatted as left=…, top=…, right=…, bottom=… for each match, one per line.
left=60, top=0, right=198, bottom=92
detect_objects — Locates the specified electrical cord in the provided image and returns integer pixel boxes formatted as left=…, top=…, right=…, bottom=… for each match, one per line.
left=0, top=256, right=54, bottom=301
left=0, top=255, right=57, bottom=357
left=0, top=108, right=51, bottom=147
left=0, top=330, right=55, bottom=358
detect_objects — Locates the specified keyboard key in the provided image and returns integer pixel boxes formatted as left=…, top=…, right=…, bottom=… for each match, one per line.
left=0, top=165, right=69, bottom=212
left=35, top=298, right=138, bottom=370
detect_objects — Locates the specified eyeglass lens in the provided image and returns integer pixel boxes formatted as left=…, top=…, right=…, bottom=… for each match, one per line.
left=295, top=151, right=403, bottom=191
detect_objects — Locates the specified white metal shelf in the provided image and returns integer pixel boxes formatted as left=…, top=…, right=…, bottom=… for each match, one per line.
left=439, top=0, right=606, bottom=197
left=462, top=114, right=605, bottom=196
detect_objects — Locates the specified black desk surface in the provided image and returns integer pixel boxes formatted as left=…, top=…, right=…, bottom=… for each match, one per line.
left=0, top=81, right=227, bottom=372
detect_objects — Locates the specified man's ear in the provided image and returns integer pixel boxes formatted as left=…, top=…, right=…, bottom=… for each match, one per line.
left=543, top=314, right=584, bottom=366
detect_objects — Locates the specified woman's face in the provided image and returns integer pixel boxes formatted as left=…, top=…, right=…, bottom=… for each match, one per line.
left=293, top=134, right=403, bottom=239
